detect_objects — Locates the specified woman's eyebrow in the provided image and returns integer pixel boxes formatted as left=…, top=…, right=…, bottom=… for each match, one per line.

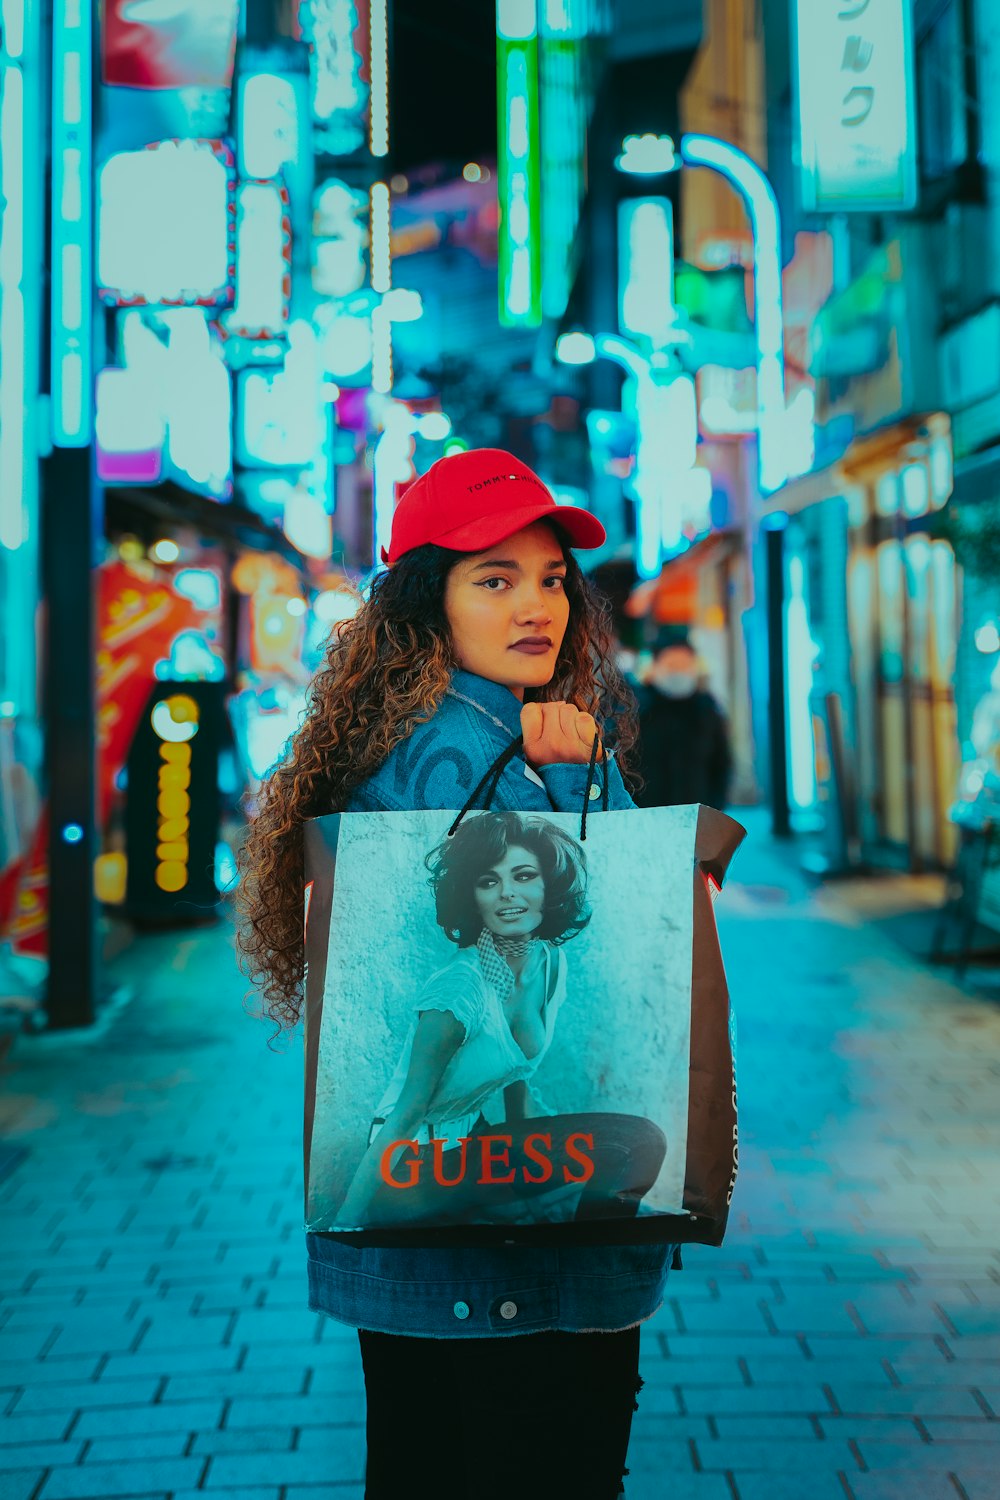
left=468, top=559, right=566, bottom=573
left=511, top=863, right=540, bottom=873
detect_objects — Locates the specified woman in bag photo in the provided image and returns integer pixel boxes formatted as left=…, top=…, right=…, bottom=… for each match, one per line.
left=238, top=448, right=677, bottom=1500
left=335, top=809, right=667, bottom=1231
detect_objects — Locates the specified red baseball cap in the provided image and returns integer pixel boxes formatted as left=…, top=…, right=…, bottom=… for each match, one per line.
left=382, top=448, right=606, bottom=566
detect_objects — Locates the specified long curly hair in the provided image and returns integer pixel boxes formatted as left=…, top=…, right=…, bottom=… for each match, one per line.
left=236, top=537, right=636, bottom=1032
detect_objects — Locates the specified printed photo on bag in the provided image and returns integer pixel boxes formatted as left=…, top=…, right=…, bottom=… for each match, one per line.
left=304, top=805, right=711, bottom=1234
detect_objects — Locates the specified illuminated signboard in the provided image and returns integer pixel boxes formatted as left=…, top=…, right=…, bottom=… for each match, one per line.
left=224, top=182, right=292, bottom=341
left=538, top=4, right=587, bottom=320
left=95, top=367, right=165, bottom=483
left=237, top=320, right=322, bottom=468
left=618, top=198, right=675, bottom=347
left=97, top=309, right=232, bottom=498
left=98, top=139, right=236, bottom=307
left=102, top=0, right=240, bottom=89
left=496, top=0, right=542, bottom=327
left=239, top=72, right=300, bottom=180
left=1, top=8, right=30, bottom=546
left=312, top=178, right=368, bottom=298
left=51, top=0, right=93, bottom=446
left=300, top=0, right=372, bottom=155
left=794, top=0, right=917, bottom=212
left=123, top=682, right=226, bottom=923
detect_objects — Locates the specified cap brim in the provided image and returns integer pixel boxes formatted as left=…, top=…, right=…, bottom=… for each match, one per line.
left=432, top=502, right=606, bottom=555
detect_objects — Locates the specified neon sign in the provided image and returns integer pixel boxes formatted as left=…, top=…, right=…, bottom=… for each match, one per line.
left=151, top=693, right=200, bottom=895
left=51, top=0, right=92, bottom=446
left=98, top=140, right=236, bottom=308
left=224, top=182, right=292, bottom=341
left=794, top=0, right=917, bottom=212
left=618, top=198, right=675, bottom=346
left=496, top=0, right=542, bottom=327
left=300, top=0, right=371, bottom=155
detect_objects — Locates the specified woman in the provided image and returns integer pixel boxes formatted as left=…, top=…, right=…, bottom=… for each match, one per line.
left=338, top=811, right=666, bottom=1231
left=238, top=447, right=675, bottom=1500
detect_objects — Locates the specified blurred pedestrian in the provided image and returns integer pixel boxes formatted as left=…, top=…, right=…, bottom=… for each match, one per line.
left=633, top=638, right=732, bottom=810
left=237, top=449, right=676, bottom=1500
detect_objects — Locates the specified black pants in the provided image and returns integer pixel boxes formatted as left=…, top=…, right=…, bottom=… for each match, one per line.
left=358, top=1325, right=643, bottom=1500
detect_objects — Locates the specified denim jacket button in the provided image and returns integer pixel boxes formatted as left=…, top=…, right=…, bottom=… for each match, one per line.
left=499, top=1300, right=518, bottom=1320
left=453, top=1301, right=471, bottom=1320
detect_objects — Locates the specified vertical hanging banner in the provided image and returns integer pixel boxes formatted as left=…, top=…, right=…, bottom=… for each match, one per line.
left=51, top=0, right=93, bottom=447
left=496, top=0, right=542, bottom=328
left=794, top=0, right=917, bottom=212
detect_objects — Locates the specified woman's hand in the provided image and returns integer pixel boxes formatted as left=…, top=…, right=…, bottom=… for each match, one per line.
left=520, top=702, right=602, bottom=768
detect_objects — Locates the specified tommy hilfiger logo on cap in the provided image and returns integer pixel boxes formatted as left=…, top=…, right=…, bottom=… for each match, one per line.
left=466, top=472, right=546, bottom=493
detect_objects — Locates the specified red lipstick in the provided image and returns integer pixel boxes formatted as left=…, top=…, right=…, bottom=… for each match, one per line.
left=510, top=637, right=553, bottom=655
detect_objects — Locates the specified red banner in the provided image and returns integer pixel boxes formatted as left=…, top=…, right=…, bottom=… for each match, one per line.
left=102, top=0, right=240, bottom=90
left=97, top=561, right=203, bottom=826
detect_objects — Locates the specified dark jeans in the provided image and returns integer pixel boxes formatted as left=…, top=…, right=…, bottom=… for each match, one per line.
left=358, top=1325, right=643, bottom=1500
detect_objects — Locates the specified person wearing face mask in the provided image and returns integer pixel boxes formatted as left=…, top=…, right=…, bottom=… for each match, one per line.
left=633, top=638, right=733, bottom=811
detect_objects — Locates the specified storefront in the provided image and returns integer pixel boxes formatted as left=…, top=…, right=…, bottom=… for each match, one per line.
left=767, top=416, right=959, bottom=873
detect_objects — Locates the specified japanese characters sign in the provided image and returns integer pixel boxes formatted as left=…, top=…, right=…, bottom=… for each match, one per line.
left=794, top=0, right=917, bottom=212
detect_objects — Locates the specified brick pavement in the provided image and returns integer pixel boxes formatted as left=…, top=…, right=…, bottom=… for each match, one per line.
left=1, top=810, right=999, bottom=1500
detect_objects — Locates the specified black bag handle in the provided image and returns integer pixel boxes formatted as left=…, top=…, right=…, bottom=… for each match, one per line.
left=448, top=728, right=609, bottom=841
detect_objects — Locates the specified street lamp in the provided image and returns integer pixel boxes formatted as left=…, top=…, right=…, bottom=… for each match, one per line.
left=679, top=134, right=787, bottom=496
left=611, top=131, right=789, bottom=497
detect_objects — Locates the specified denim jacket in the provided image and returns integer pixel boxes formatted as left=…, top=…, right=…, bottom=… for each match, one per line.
left=306, top=669, right=673, bottom=1337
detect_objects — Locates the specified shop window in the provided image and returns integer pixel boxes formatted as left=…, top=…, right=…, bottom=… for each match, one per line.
left=916, top=0, right=975, bottom=181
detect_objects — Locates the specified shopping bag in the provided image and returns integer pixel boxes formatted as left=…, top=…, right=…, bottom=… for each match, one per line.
left=303, top=778, right=745, bottom=1248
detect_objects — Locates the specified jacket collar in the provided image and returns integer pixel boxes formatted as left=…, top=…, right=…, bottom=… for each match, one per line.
left=447, top=669, right=524, bottom=740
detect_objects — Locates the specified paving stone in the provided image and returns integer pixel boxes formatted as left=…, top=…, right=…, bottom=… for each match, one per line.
left=827, top=1386, right=985, bottom=1417
left=623, top=1472, right=731, bottom=1499
left=70, top=1400, right=223, bottom=1439
left=731, top=1475, right=849, bottom=1500
left=0, top=1441, right=84, bottom=1469
left=174, top=1491, right=281, bottom=1500
left=10, top=1378, right=160, bottom=1414
left=189, top=1427, right=295, bottom=1456
left=0, top=1361, right=101, bottom=1391
left=281, top=1488, right=364, bottom=1500
left=97, top=1350, right=243, bottom=1382
left=920, top=1418, right=1000, bottom=1441
left=203, top=1434, right=366, bottom=1488
left=160, top=1367, right=306, bottom=1402
left=681, top=1385, right=834, bottom=1415
left=693, top=1437, right=857, bottom=1472
left=956, top=1470, right=1000, bottom=1500
left=0, top=1474, right=47, bottom=1500
left=712, top=1415, right=818, bottom=1440
left=854, top=1439, right=999, bottom=1470
left=224, top=1393, right=365, bottom=1430
left=846, top=1477, right=961, bottom=1500
left=0, top=1413, right=73, bottom=1443
left=37, top=1457, right=203, bottom=1499
left=81, top=1431, right=191, bottom=1462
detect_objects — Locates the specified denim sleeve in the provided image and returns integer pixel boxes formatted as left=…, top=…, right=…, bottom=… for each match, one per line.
left=538, top=752, right=635, bottom=813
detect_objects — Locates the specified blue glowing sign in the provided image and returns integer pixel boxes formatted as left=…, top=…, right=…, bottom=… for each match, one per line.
left=618, top=198, right=675, bottom=347
left=496, top=0, right=542, bottom=327
left=51, top=0, right=93, bottom=447
left=98, top=140, right=236, bottom=308
left=794, top=0, right=917, bottom=212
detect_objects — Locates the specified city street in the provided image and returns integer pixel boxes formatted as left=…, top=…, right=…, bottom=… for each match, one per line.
left=0, top=813, right=998, bottom=1500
